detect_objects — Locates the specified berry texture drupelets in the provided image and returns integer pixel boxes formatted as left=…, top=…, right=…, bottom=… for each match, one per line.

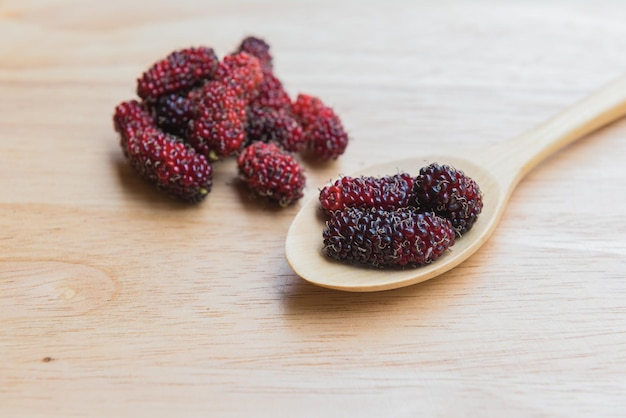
left=323, top=208, right=455, bottom=268
left=235, top=36, right=273, bottom=73
left=413, top=163, right=483, bottom=235
left=150, top=93, right=196, bottom=139
left=245, top=105, right=305, bottom=152
left=249, top=71, right=292, bottom=112
left=114, top=99, right=212, bottom=203
left=237, top=142, right=306, bottom=206
left=113, top=100, right=155, bottom=142
left=292, top=94, right=349, bottom=160
left=291, top=94, right=326, bottom=127
left=114, top=36, right=350, bottom=206
left=319, top=173, right=416, bottom=214
left=214, top=52, right=263, bottom=103
left=188, top=81, right=247, bottom=161
left=136, top=47, right=219, bottom=101
left=119, top=126, right=213, bottom=203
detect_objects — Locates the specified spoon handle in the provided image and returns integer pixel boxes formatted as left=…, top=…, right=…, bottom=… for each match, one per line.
left=478, top=74, right=626, bottom=186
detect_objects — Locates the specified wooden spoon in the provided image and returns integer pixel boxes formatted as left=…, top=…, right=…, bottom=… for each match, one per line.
left=285, top=75, right=626, bottom=292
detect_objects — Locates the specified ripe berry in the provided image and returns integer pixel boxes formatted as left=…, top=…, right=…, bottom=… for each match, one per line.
left=136, top=47, right=219, bottom=101
left=250, top=71, right=292, bottom=112
left=236, top=36, right=273, bottom=73
left=413, top=163, right=483, bottom=235
left=149, top=93, right=196, bottom=139
left=215, top=52, right=263, bottom=102
left=120, top=126, right=213, bottom=203
left=188, top=81, right=247, bottom=160
left=292, top=93, right=349, bottom=160
left=302, top=115, right=349, bottom=160
left=291, top=94, right=326, bottom=127
left=237, top=142, right=306, bottom=206
left=323, top=208, right=455, bottom=268
left=319, top=173, right=416, bottom=214
left=113, top=100, right=155, bottom=142
left=245, top=105, right=305, bottom=152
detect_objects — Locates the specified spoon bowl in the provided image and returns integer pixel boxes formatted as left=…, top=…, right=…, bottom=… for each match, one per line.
left=286, top=74, right=626, bottom=291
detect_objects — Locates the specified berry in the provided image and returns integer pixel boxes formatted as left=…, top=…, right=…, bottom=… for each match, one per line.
left=188, top=81, right=247, bottom=160
left=149, top=93, right=196, bottom=139
left=291, top=94, right=327, bottom=127
left=245, top=105, right=305, bottom=152
left=250, top=71, right=292, bottom=112
left=323, top=208, right=455, bottom=268
left=236, top=36, right=273, bottom=73
left=136, top=47, right=219, bottom=101
left=120, top=126, right=213, bottom=203
left=215, top=52, right=263, bottom=102
left=237, top=142, right=306, bottom=206
left=113, top=100, right=155, bottom=142
left=302, top=115, right=349, bottom=160
left=413, top=163, right=483, bottom=235
left=292, top=94, right=349, bottom=160
left=319, top=173, right=416, bottom=214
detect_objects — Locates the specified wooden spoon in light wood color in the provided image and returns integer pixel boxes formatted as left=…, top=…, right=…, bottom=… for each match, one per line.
left=285, top=75, right=626, bottom=292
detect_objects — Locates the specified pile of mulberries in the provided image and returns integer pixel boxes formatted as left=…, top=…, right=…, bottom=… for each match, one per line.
left=113, top=36, right=350, bottom=205
left=320, top=163, right=483, bottom=268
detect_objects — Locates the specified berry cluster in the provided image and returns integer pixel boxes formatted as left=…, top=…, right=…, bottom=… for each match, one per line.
left=320, top=163, right=483, bottom=268
left=113, top=36, right=350, bottom=205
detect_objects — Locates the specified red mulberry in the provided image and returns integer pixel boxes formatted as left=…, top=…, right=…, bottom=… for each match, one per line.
left=292, top=94, right=349, bottom=160
left=120, top=126, right=213, bottom=203
left=215, top=52, right=263, bottom=102
left=413, top=163, right=483, bottom=235
left=319, top=173, right=416, bottom=214
left=237, top=142, right=306, bottom=206
left=236, top=36, right=273, bottom=73
left=245, top=105, right=305, bottom=152
left=250, top=71, right=292, bottom=112
left=113, top=100, right=155, bottom=143
left=136, top=47, right=219, bottom=101
left=188, top=81, right=247, bottom=160
left=323, top=208, right=455, bottom=268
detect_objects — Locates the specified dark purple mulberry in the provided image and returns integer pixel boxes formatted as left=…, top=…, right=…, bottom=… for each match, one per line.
left=323, top=208, right=455, bottom=268
left=149, top=93, right=196, bottom=139
left=413, top=163, right=483, bottom=235
left=245, top=105, right=305, bottom=152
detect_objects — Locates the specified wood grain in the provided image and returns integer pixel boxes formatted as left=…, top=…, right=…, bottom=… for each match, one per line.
left=2, top=0, right=626, bottom=416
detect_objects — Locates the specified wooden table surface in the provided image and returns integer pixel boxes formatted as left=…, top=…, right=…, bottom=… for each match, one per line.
left=2, top=0, right=626, bottom=416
